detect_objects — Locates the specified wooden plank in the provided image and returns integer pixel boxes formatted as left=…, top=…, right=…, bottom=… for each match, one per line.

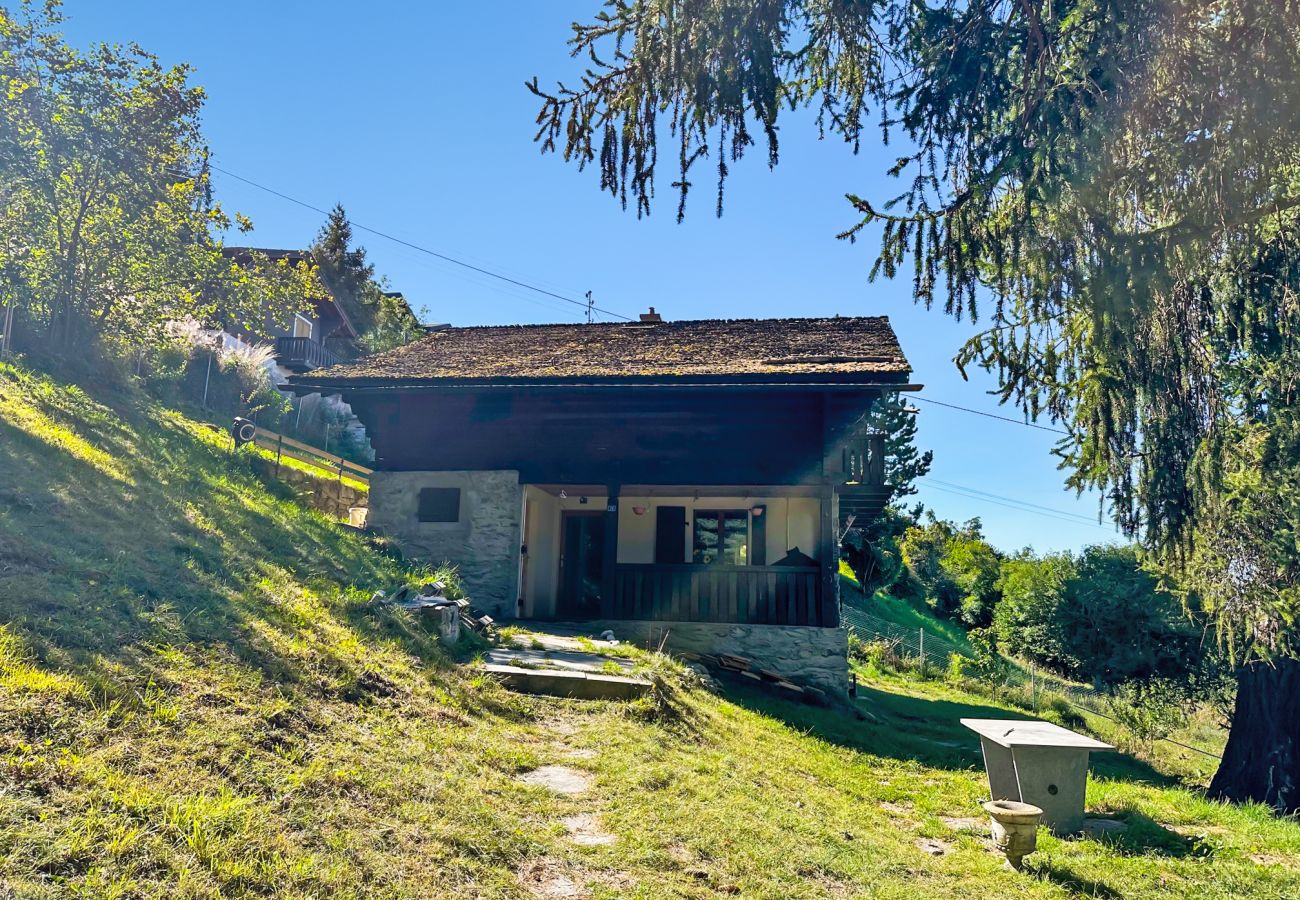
left=254, top=426, right=374, bottom=475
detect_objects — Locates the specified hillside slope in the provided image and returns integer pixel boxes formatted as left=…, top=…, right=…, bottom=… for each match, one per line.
left=1, top=362, right=1298, bottom=899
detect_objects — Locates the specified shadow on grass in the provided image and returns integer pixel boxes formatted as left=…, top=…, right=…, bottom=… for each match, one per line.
left=723, top=678, right=1179, bottom=789
left=0, top=367, right=516, bottom=721
left=1026, top=862, right=1123, bottom=899
left=1089, top=807, right=1215, bottom=859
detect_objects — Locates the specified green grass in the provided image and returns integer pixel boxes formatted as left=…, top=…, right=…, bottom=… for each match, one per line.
left=839, top=563, right=972, bottom=650
left=1, top=360, right=1298, bottom=898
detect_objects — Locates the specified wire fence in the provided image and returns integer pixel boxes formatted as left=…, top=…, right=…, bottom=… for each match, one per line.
left=841, top=604, right=1223, bottom=761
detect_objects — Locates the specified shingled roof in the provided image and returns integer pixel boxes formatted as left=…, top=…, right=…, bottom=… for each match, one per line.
left=291, top=316, right=912, bottom=387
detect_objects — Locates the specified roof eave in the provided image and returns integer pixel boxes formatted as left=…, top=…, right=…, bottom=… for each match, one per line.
left=287, top=371, right=920, bottom=395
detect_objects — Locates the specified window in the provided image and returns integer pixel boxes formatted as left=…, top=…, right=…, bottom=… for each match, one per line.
left=417, top=487, right=461, bottom=523
left=692, top=509, right=749, bottom=565
left=292, top=313, right=313, bottom=339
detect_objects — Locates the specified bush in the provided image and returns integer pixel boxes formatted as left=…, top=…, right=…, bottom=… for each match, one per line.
left=945, top=652, right=964, bottom=685
left=995, top=545, right=1199, bottom=687
left=898, top=515, right=1002, bottom=626
left=1107, top=679, right=1189, bottom=753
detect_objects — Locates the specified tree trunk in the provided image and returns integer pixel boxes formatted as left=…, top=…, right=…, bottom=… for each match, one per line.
left=1208, top=657, right=1300, bottom=813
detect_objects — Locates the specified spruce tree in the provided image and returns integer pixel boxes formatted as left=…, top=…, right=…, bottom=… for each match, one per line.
left=532, top=0, right=1300, bottom=811
left=864, top=392, right=932, bottom=498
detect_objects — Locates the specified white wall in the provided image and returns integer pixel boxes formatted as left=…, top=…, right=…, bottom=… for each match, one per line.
left=615, top=495, right=821, bottom=566
left=519, top=490, right=824, bottom=616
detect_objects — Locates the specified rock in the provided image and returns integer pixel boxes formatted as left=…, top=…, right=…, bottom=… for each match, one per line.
left=915, top=837, right=951, bottom=856
left=516, top=766, right=593, bottom=796
left=562, top=813, right=616, bottom=847
left=1081, top=817, right=1128, bottom=836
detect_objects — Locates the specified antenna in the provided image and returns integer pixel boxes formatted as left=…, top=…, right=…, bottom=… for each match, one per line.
left=585, top=290, right=594, bottom=324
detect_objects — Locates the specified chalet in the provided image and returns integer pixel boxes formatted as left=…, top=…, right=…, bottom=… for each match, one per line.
left=290, top=313, right=919, bottom=696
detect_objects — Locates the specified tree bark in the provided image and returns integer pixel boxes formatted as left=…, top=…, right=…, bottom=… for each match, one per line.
left=1208, top=657, right=1300, bottom=814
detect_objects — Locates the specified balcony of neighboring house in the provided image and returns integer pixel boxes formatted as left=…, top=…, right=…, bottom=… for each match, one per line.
left=274, top=314, right=344, bottom=371
left=274, top=336, right=344, bottom=371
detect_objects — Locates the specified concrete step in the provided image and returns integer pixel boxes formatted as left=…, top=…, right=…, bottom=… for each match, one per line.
left=484, top=647, right=636, bottom=673
left=482, top=664, right=652, bottom=700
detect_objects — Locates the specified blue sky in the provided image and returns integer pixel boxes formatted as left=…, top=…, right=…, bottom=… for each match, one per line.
left=58, top=1, right=1120, bottom=554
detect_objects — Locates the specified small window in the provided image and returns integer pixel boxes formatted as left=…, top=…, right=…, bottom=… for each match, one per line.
left=693, top=509, right=749, bottom=566
left=418, top=487, right=461, bottom=523
left=292, top=313, right=313, bottom=339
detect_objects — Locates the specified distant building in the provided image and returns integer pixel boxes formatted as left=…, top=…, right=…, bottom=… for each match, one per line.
left=219, top=247, right=358, bottom=376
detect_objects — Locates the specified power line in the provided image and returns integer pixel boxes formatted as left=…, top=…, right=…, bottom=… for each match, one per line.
left=922, top=477, right=1103, bottom=525
left=917, top=480, right=1115, bottom=531
left=913, top=396, right=1070, bottom=435
left=208, top=164, right=637, bottom=322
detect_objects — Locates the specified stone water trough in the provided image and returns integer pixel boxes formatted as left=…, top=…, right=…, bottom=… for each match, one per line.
left=961, top=718, right=1113, bottom=835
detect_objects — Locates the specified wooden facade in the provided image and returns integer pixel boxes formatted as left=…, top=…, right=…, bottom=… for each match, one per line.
left=290, top=315, right=918, bottom=631
left=332, top=385, right=896, bottom=628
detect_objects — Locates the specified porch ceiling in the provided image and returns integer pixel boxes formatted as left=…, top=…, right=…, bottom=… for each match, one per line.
left=528, top=483, right=825, bottom=498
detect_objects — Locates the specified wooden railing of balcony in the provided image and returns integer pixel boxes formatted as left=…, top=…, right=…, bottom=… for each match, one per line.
left=841, top=432, right=887, bottom=485
left=275, top=336, right=343, bottom=371
left=607, top=564, right=827, bottom=626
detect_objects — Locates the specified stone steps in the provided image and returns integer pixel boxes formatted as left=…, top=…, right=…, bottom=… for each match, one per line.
left=482, top=664, right=652, bottom=700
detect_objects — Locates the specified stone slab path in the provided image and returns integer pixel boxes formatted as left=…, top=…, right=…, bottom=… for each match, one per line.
left=516, top=765, right=593, bottom=795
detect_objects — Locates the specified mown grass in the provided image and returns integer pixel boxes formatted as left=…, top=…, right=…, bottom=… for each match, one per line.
left=1, top=360, right=1298, bottom=898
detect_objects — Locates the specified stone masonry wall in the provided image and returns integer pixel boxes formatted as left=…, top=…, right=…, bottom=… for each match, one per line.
left=367, top=470, right=523, bottom=619
left=584, top=619, right=849, bottom=699
left=249, top=456, right=368, bottom=521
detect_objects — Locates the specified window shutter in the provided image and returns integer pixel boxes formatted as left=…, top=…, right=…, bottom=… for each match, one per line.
left=751, top=505, right=767, bottom=565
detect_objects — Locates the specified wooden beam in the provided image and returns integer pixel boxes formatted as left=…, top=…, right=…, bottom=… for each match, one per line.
left=600, top=484, right=620, bottom=618
left=818, top=481, right=840, bottom=627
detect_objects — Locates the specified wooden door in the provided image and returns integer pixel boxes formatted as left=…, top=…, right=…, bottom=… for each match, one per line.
left=557, top=511, right=605, bottom=619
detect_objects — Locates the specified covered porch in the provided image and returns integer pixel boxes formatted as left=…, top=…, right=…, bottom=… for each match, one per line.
left=519, top=477, right=889, bottom=628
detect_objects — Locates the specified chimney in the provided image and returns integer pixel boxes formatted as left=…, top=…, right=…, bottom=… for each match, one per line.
left=639, top=306, right=663, bottom=323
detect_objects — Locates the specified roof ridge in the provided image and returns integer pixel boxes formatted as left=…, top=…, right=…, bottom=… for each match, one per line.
left=429, top=315, right=892, bottom=332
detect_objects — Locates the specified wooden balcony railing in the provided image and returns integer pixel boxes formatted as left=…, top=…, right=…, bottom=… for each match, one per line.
left=275, top=336, right=344, bottom=371
left=608, top=564, right=828, bottom=626
left=841, top=432, right=887, bottom=485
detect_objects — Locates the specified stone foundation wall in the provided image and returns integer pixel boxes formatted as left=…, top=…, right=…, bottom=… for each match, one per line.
left=367, top=470, right=522, bottom=619
left=249, top=456, right=368, bottom=521
left=583, top=619, right=849, bottom=699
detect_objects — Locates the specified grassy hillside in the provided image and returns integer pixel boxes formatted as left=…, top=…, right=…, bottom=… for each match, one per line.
left=839, top=565, right=971, bottom=650
left=2, top=362, right=1299, bottom=898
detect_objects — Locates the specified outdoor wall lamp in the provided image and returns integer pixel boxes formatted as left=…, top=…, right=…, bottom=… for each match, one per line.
left=750, top=506, right=764, bottom=516
left=632, top=506, right=647, bottom=516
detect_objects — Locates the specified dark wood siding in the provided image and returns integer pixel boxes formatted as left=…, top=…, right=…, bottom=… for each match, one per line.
left=609, top=564, right=825, bottom=626
left=352, top=388, right=879, bottom=486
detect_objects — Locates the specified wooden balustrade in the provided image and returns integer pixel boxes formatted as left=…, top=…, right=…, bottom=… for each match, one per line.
left=841, top=432, right=886, bottom=485
left=607, top=564, right=826, bottom=626
left=275, top=336, right=344, bottom=371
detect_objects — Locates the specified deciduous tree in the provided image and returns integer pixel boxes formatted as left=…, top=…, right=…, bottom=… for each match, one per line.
left=0, top=2, right=315, bottom=357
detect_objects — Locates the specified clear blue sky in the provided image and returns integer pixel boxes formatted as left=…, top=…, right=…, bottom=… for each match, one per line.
left=59, top=1, right=1120, bottom=554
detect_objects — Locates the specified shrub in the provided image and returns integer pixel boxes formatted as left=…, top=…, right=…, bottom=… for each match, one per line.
left=945, top=652, right=965, bottom=685
left=1107, top=679, right=1189, bottom=753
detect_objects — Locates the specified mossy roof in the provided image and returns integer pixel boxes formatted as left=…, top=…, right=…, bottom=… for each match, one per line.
left=294, top=316, right=912, bottom=386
